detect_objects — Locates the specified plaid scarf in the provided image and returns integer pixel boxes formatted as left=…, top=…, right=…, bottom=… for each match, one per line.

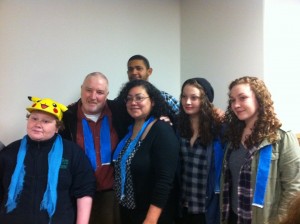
left=222, top=146, right=257, bottom=224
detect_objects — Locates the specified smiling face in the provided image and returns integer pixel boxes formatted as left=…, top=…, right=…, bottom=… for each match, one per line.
left=229, top=83, right=259, bottom=126
left=125, top=86, right=153, bottom=121
left=27, top=110, right=58, bottom=141
left=81, top=74, right=109, bottom=115
left=127, top=59, right=152, bottom=81
left=181, top=84, right=202, bottom=118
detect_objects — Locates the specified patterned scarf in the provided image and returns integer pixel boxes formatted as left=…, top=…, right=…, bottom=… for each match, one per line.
left=82, top=115, right=111, bottom=170
left=6, top=135, right=63, bottom=221
left=113, top=116, right=154, bottom=199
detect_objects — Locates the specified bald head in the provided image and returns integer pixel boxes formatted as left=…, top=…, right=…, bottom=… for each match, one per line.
left=81, top=72, right=109, bottom=115
left=83, top=72, right=109, bottom=89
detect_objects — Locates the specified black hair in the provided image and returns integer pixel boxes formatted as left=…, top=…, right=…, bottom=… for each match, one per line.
left=127, top=55, right=150, bottom=69
left=117, top=79, right=168, bottom=119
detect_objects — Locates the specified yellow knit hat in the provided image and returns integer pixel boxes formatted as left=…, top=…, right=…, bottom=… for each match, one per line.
left=26, top=96, right=68, bottom=121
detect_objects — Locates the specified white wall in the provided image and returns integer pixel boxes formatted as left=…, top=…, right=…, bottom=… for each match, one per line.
left=180, top=0, right=264, bottom=110
left=1, top=0, right=299, bottom=145
left=180, top=0, right=299, bottom=134
left=0, top=0, right=181, bottom=145
left=264, top=0, right=300, bottom=134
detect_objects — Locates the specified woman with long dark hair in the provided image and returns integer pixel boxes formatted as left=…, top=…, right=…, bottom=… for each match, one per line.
left=176, top=77, right=223, bottom=224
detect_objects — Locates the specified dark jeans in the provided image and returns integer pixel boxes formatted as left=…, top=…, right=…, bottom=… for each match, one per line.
left=228, top=209, right=238, bottom=224
left=175, top=207, right=206, bottom=224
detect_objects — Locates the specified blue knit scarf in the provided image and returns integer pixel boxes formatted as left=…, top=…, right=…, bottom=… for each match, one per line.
left=6, top=135, right=63, bottom=220
left=113, top=116, right=155, bottom=199
left=82, top=115, right=111, bottom=171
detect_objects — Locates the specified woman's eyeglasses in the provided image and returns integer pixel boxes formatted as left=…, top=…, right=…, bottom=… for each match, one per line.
left=125, top=95, right=150, bottom=103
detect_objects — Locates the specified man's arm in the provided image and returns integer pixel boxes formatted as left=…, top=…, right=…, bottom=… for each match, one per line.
left=160, top=91, right=179, bottom=116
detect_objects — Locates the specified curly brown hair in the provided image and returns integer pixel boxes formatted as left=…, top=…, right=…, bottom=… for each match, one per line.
left=178, top=79, right=223, bottom=146
left=224, top=76, right=281, bottom=149
left=279, top=193, right=300, bottom=224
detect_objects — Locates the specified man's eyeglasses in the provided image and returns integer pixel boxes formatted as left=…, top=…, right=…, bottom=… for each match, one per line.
left=125, top=95, right=150, bottom=103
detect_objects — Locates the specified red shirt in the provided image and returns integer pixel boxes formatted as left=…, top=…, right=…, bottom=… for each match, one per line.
left=76, top=102, right=119, bottom=191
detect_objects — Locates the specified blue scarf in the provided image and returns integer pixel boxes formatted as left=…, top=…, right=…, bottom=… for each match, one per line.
left=252, top=144, right=272, bottom=207
left=113, top=116, right=155, bottom=199
left=82, top=115, right=111, bottom=170
left=6, top=135, right=63, bottom=220
left=213, top=139, right=224, bottom=193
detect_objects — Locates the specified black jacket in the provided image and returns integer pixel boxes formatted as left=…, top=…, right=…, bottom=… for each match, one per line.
left=0, top=134, right=96, bottom=224
left=60, top=99, right=132, bottom=142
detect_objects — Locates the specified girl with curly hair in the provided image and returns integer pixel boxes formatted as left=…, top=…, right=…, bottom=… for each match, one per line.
left=220, top=76, right=300, bottom=224
left=176, top=78, right=224, bottom=224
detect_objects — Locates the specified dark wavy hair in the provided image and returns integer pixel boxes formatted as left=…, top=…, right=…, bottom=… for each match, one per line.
left=178, top=79, right=223, bottom=146
left=117, top=79, right=169, bottom=120
left=224, top=76, right=281, bottom=149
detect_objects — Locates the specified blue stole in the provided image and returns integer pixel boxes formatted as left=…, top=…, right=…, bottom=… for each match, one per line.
left=113, top=116, right=155, bottom=199
left=82, top=115, right=111, bottom=171
left=252, top=144, right=272, bottom=207
left=6, top=135, right=63, bottom=221
left=213, top=139, right=224, bottom=193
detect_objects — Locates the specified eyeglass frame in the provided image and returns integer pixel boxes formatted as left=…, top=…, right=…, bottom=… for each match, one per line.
left=125, top=94, right=150, bottom=103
